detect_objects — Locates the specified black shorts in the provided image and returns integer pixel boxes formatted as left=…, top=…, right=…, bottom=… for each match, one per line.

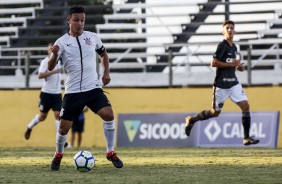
left=71, top=119, right=84, bottom=133
left=39, top=92, right=62, bottom=113
left=60, top=88, right=111, bottom=121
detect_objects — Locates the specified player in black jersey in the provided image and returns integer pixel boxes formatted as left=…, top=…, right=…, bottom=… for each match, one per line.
left=185, top=20, right=259, bottom=146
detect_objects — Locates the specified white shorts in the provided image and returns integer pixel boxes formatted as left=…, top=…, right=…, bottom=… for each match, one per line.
left=212, top=84, right=248, bottom=111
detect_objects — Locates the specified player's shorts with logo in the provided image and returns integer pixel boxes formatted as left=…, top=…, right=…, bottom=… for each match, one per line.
left=39, top=92, right=62, bottom=113
left=60, top=88, right=111, bottom=121
left=212, top=84, right=248, bottom=111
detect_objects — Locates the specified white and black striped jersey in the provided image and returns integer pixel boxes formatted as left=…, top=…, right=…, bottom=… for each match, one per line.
left=54, top=31, right=105, bottom=94
left=38, top=56, right=62, bottom=94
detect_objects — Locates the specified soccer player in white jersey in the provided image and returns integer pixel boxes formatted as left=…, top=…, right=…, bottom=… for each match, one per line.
left=24, top=43, right=64, bottom=141
left=184, top=20, right=259, bottom=146
left=48, top=5, right=123, bottom=171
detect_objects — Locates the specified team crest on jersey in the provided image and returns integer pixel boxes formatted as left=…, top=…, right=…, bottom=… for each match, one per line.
left=84, top=37, right=92, bottom=45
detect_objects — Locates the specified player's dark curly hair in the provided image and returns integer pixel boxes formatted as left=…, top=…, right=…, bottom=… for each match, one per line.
left=223, top=20, right=235, bottom=27
left=68, top=5, right=85, bottom=16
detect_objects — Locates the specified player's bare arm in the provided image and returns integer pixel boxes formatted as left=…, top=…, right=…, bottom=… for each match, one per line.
left=211, top=58, right=240, bottom=68
left=100, top=52, right=111, bottom=86
left=38, top=69, right=61, bottom=79
left=48, top=45, right=60, bottom=71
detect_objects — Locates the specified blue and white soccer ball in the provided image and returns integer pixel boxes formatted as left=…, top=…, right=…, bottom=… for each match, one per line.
left=73, top=150, right=95, bottom=172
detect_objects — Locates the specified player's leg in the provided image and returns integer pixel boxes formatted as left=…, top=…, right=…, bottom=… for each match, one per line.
left=52, top=93, right=62, bottom=132
left=185, top=87, right=226, bottom=137
left=87, top=88, right=123, bottom=168
left=53, top=111, right=60, bottom=132
left=25, top=92, right=50, bottom=140
left=237, top=100, right=250, bottom=138
left=187, top=109, right=216, bottom=124
left=51, top=118, right=72, bottom=171
left=69, top=115, right=80, bottom=148
left=57, top=119, right=72, bottom=153
left=70, top=131, right=75, bottom=148
left=76, top=119, right=84, bottom=147
left=237, top=101, right=259, bottom=145
left=52, top=94, right=69, bottom=148
left=97, top=106, right=115, bottom=152
left=51, top=93, right=82, bottom=171
left=53, top=110, right=69, bottom=147
left=185, top=109, right=220, bottom=137
left=25, top=112, right=48, bottom=140
left=77, top=132, right=82, bottom=147
left=96, top=106, right=123, bottom=168
left=231, top=84, right=259, bottom=145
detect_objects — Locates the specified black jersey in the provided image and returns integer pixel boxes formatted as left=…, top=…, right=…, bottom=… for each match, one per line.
left=213, top=39, right=239, bottom=89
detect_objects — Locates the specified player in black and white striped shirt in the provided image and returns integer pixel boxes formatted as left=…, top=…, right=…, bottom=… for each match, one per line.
left=48, top=5, right=123, bottom=171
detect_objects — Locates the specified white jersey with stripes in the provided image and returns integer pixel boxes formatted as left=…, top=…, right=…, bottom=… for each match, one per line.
left=38, top=56, right=62, bottom=94
left=54, top=31, right=103, bottom=94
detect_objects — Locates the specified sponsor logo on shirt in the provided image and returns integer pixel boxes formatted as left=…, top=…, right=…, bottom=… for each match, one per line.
left=223, top=77, right=236, bottom=82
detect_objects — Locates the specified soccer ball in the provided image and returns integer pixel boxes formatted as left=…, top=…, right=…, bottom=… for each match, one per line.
left=73, top=150, right=95, bottom=172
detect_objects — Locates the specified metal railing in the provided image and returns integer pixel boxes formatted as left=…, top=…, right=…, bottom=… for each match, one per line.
left=0, top=40, right=282, bottom=88
left=164, top=40, right=282, bottom=87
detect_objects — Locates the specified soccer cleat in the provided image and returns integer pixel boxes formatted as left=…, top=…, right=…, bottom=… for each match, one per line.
left=185, top=116, right=194, bottom=137
left=51, top=152, right=63, bottom=171
left=243, top=137, right=260, bottom=146
left=64, top=142, right=69, bottom=148
left=24, top=128, right=32, bottom=140
left=66, top=143, right=73, bottom=148
left=106, top=151, right=123, bottom=168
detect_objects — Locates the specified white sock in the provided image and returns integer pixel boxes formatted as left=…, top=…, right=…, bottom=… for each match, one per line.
left=55, top=120, right=60, bottom=132
left=104, top=120, right=115, bottom=153
left=56, top=132, right=67, bottom=154
left=27, top=114, right=40, bottom=129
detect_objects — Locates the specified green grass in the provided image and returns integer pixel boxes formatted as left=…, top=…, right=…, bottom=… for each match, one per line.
left=0, top=147, right=282, bottom=184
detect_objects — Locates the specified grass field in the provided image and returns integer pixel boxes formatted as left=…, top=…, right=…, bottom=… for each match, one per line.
left=1, top=88, right=282, bottom=183
left=0, top=147, right=282, bottom=184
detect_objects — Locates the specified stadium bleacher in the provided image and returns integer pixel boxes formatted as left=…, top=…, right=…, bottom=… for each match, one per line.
left=0, top=0, right=282, bottom=88
left=0, top=0, right=43, bottom=7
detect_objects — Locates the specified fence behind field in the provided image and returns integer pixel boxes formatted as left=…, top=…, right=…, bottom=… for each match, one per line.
left=0, top=39, right=282, bottom=88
